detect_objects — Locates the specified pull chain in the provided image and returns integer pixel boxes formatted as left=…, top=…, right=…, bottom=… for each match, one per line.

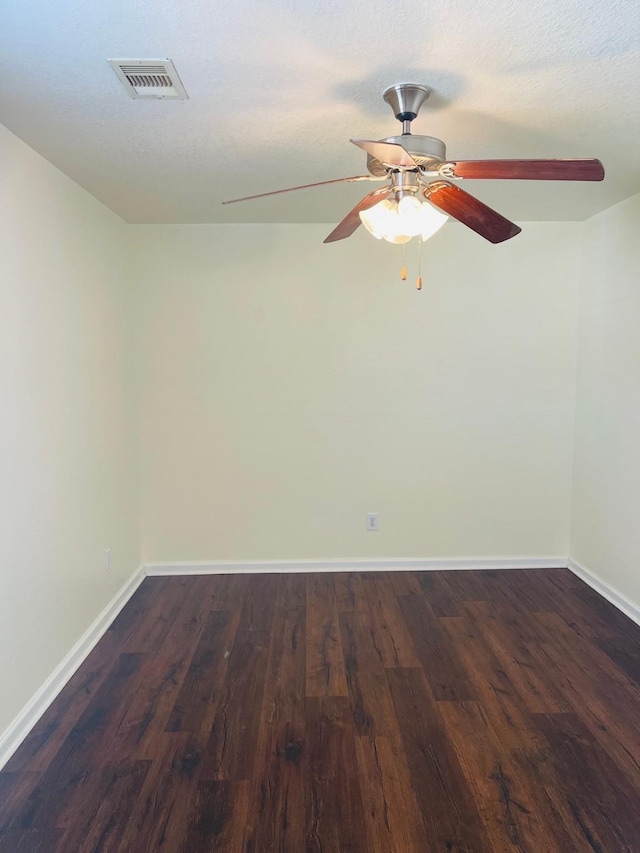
left=416, top=236, right=423, bottom=290
left=401, top=243, right=407, bottom=281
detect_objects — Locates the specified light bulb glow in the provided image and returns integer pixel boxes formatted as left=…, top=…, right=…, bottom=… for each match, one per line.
left=396, top=195, right=423, bottom=237
left=397, top=195, right=421, bottom=215
left=359, top=194, right=448, bottom=244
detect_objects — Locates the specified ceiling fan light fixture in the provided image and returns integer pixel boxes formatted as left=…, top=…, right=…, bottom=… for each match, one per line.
left=359, top=196, right=448, bottom=243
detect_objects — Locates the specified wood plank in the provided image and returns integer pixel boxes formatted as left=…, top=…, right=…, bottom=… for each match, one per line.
left=0, top=828, right=63, bottom=852
left=528, top=614, right=640, bottom=781
left=55, top=760, right=151, bottom=852
left=339, top=610, right=400, bottom=737
left=305, top=574, right=348, bottom=697
left=166, top=610, right=240, bottom=735
left=198, top=628, right=270, bottom=781
left=120, top=578, right=186, bottom=653
left=417, top=571, right=462, bottom=616
left=386, top=571, right=424, bottom=597
left=131, top=577, right=216, bottom=757
left=179, top=780, right=250, bottom=852
left=0, top=772, right=40, bottom=830
left=7, top=653, right=144, bottom=832
left=439, top=700, right=576, bottom=851
left=440, top=615, right=544, bottom=752
left=243, top=578, right=306, bottom=852
left=334, top=572, right=356, bottom=613
left=110, top=576, right=214, bottom=759
left=107, top=577, right=171, bottom=642
left=467, top=572, right=551, bottom=643
left=363, top=578, right=421, bottom=668
left=354, top=734, right=429, bottom=852
left=209, top=574, right=252, bottom=611
left=235, top=573, right=280, bottom=637
left=121, top=732, right=198, bottom=852
left=462, top=601, right=568, bottom=713
left=501, top=568, right=564, bottom=613
left=279, top=572, right=306, bottom=609
left=596, top=636, right=640, bottom=687
left=437, top=569, right=492, bottom=603
left=3, top=631, right=123, bottom=774
left=335, top=571, right=370, bottom=613
left=304, top=697, right=368, bottom=852
left=572, top=582, right=640, bottom=640
left=242, top=719, right=305, bottom=853
left=257, top=596, right=306, bottom=729
left=399, top=594, right=476, bottom=701
left=181, top=574, right=227, bottom=612
left=386, top=667, right=490, bottom=852
left=533, top=712, right=640, bottom=849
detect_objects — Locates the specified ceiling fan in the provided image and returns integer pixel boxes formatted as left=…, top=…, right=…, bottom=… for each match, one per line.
left=222, top=83, right=604, bottom=246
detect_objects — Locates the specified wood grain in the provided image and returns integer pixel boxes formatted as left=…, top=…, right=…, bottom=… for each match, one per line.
left=0, top=568, right=638, bottom=852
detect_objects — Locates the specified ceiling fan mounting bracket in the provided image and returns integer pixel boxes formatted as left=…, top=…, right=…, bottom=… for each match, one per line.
left=383, top=83, right=431, bottom=124
left=423, top=180, right=450, bottom=195
left=438, top=163, right=458, bottom=179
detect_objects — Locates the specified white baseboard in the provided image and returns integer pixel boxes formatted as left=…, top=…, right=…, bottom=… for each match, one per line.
left=0, top=565, right=145, bottom=771
left=567, top=558, right=640, bottom=627
left=144, top=556, right=568, bottom=576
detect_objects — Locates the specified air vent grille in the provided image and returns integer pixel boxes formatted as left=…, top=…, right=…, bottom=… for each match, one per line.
left=109, top=59, right=188, bottom=100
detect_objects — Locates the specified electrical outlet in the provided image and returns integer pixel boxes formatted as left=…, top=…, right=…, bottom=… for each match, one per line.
left=104, top=548, right=111, bottom=571
left=366, top=513, right=379, bottom=532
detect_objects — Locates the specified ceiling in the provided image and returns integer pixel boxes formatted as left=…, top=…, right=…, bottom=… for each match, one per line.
left=1, top=0, right=638, bottom=224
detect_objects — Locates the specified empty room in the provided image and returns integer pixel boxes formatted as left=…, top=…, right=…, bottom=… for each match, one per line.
left=1, top=0, right=639, bottom=850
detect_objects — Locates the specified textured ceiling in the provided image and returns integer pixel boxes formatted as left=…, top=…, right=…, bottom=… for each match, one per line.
left=1, top=0, right=639, bottom=223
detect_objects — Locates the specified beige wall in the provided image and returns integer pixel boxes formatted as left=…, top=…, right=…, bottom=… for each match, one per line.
left=571, top=193, right=640, bottom=609
left=132, top=221, right=581, bottom=562
left=0, top=124, right=139, bottom=734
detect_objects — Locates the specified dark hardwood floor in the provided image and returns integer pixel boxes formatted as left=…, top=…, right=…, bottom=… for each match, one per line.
left=1, top=568, right=640, bottom=851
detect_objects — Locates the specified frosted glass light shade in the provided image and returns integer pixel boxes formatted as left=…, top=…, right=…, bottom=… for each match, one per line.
left=397, top=196, right=423, bottom=237
left=419, top=201, right=448, bottom=240
left=359, top=196, right=448, bottom=243
left=359, top=198, right=397, bottom=239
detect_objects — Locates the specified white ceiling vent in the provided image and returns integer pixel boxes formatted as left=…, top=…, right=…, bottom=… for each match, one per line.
left=109, top=58, right=188, bottom=100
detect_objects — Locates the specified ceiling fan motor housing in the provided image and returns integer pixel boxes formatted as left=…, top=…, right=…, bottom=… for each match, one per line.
left=366, top=135, right=447, bottom=176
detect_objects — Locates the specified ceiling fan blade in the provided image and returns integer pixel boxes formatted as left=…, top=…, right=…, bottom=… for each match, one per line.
left=426, top=182, right=521, bottom=244
left=323, top=188, right=391, bottom=243
left=221, top=175, right=374, bottom=205
left=447, top=159, right=605, bottom=181
left=351, top=139, right=419, bottom=169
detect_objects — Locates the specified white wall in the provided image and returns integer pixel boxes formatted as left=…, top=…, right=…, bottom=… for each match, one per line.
left=0, top=124, right=139, bottom=735
left=132, top=221, right=581, bottom=563
left=571, top=193, right=640, bottom=609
